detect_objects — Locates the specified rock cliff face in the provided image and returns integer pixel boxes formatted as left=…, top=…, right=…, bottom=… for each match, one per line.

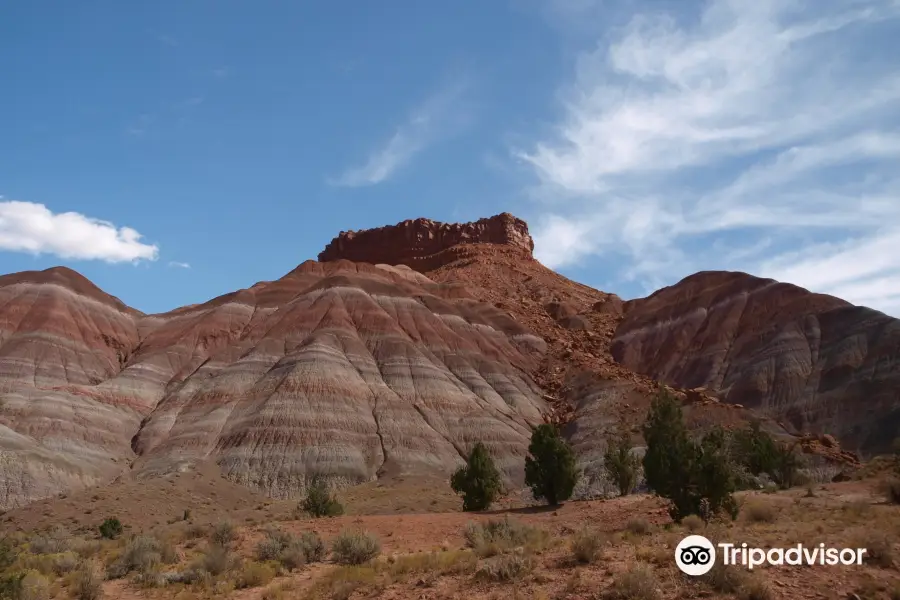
left=612, top=271, right=900, bottom=454
left=318, top=213, right=535, bottom=269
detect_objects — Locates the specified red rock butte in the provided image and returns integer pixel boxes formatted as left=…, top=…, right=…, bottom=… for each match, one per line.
left=317, top=212, right=535, bottom=269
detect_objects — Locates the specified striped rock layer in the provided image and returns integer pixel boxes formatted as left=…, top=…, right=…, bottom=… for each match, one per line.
left=611, top=271, right=900, bottom=454
left=0, top=261, right=546, bottom=508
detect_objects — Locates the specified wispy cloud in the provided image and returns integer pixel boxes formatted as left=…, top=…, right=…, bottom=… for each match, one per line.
left=519, top=0, right=900, bottom=315
left=329, top=79, right=471, bottom=187
left=157, top=33, right=179, bottom=48
left=211, top=67, right=230, bottom=79
left=168, top=261, right=191, bottom=269
left=126, top=114, right=152, bottom=137
left=0, top=199, right=159, bottom=263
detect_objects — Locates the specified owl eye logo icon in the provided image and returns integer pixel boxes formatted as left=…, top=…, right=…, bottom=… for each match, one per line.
left=675, top=535, right=716, bottom=575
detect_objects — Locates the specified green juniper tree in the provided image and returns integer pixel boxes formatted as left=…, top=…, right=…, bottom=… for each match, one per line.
left=603, top=427, right=641, bottom=497
left=450, top=442, right=503, bottom=511
left=524, top=423, right=579, bottom=506
left=642, top=390, right=737, bottom=522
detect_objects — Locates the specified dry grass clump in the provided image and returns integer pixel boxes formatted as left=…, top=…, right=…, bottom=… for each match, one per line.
left=626, top=517, right=651, bottom=535
left=475, top=550, right=535, bottom=582
left=702, top=561, right=748, bottom=593
left=183, top=523, right=208, bottom=540
left=742, top=499, right=777, bottom=524
left=605, top=563, right=660, bottom=600
left=571, top=530, right=606, bottom=564
left=72, top=560, right=104, bottom=600
left=70, top=539, right=102, bottom=560
left=463, top=517, right=549, bottom=557
left=301, top=565, right=378, bottom=600
left=211, top=521, right=236, bottom=547
left=234, top=560, right=276, bottom=589
left=386, top=549, right=476, bottom=578
left=261, top=580, right=298, bottom=600
left=331, top=530, right=381, bottom=565
left=105, top=534, right=177, bottom=580
left=28, top=526, right=69, bottom=555
left=297, top=531, right=327, bottom=563
left=738, top=575, right=773, bottom=600
left=255, top=528, right=325, bottom=571
left=843, top=500, right=872, bottom=518
left=857, top=530, right=894, bottom=568
left=19, top=570, right=50, bottom=600
left=197, top=542, right=232, bottom=576
left=681, top=514, right=705, bottom=533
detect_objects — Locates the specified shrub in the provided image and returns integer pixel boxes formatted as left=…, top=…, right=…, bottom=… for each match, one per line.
left=475, top=550, right=534, bottom=582
left=73, top=561, right=104, bottom=600
left=52, top=552, right=79, bottom=575
left=450, top=442, right=502, bottom=511
left=642, top=391, right=737, bottom=522
left=0, top=537, right=17, bottom=571
left=71, top=539, right=102, bottom=560
left=255, top=536, right=284, bottom=562
left=728, top=421, right=778, bottom=476
left=703, top=561, right=748, bottom=593
left=770, top=442, right=802, bottom=489
left=626, top=518, right=651, bottom=535
left=743, top=500, right=777, bottom=523
left=254, top=528, right=324, bottom=571
left=524, top=423, right=579, bottom=506
left=29, top=526, right=69, bottom=554
left=276, top=542, right=306, bottom=572
left=681, top=515, right=704, bottom=533
left=106, top=535, right=176, bottom=579
left=98, top=518, right=123, bottom=540
left=19, top=571, right=49, bottom=600
left=235, top=561, right=275, bottom=589
left=297, top=531, right=326, bottom=563
left=571, top=530, right=605, bottom=564
left=301, top=477, right=344, bottom=518
left=331, top=530, right=381, bottom=565
left=606, top=564, right=660, bottom=600
left=197, top=543, right=231, bottom=576
left=0, top=573, right=26, bottom=599
left=211, top=521, right=236, bottom=547
left=463, top=517, right=548, bottom=557
left=604, top=428, right=642, bottom=497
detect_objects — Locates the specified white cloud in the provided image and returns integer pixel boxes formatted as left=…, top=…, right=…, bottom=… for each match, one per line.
left=0, top=200, right=159, bottom=263
left=520, top=0, right=900, bottom=315
left=330, top=80, right=469, bottom=187
left=168, top=261, right=191, bottom=269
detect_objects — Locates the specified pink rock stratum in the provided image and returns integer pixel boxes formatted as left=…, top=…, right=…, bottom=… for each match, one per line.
left=0, top=260, right=546, bottom=508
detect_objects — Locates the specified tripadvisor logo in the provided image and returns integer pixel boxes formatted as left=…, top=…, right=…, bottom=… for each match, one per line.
left=675, top=535, right=868, bottom=575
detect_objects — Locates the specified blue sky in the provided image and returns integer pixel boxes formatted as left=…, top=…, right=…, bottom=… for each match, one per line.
left=2, top=0, right=899, bottom=316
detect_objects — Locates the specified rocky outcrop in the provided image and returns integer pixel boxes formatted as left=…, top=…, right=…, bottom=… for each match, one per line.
left=611, top=271, right=900, bottom=454
left=317, top=213, right=535, bottom=269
